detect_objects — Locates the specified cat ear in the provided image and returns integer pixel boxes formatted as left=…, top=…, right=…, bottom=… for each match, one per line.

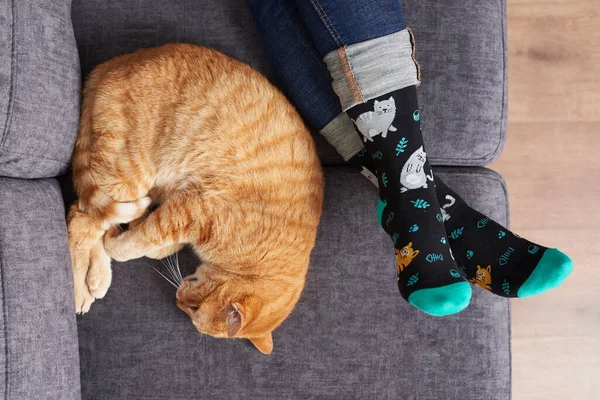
left=374, top=100, right=379, bottom=105
left=224, top=304, right=243, bottom=337
left=388, top=96, right=394, bottom=102
left=250, top=333, right=274, bottom=355
left=486, top=266, right=492, bottom=273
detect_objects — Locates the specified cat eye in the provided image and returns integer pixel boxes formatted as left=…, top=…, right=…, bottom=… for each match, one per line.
left=189, top=306, right=199, bottom=312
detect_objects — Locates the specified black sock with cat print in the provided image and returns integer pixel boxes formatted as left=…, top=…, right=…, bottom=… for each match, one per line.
left=348, top=155, right=574, bottom=298
left=433, top=179, right=573, bottom=297
left=347, top=86, right=471, bottom=316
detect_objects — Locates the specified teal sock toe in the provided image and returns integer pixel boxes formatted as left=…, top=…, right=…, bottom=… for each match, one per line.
left=376, top=198, right=387, bottom=226
left=408, top=282, right=472, bottom=316
left=517, top=248, right=573, bottom=298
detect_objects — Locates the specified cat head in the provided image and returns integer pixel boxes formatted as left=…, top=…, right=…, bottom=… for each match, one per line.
left=373, top=96, right=396, bottom=114
left=176, top=263, right=306, bottom=355
left=398, top=242, right=419, bottom=260
left=475, top=265, right=492, bottom=283
left=414, top=146, right=427, bottom=163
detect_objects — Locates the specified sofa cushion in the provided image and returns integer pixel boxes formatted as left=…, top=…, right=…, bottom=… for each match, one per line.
left=76, top=167, right=511, bottom=400
left=71, top=0, right=506, bottom=167
left=0, top=178, right=81, bottom=399
left=0, top=0, right=81, bottom=178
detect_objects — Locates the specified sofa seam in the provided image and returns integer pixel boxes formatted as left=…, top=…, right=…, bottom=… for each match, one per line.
left=1, top=0, right=17, bottom=148
left=0, top=228, right=9, bottom=399
left=0, top=146, right=70, bottom=164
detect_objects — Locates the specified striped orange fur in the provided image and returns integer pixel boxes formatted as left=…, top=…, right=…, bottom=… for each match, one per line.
left=68, top=43, right=324, bottom=354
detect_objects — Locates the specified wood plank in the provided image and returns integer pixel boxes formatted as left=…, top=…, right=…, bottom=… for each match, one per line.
left=492, top=1, right=600, bottom=398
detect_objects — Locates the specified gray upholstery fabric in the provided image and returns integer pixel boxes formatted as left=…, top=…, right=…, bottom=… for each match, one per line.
left=405, top=0, right=507, bottom=166
left=70, top=0, right=506, bottom=167
left=0, top=178, right=81, bottom=399
left=0, top=0, right=80, bottom=179
left=77, top=167, right=510, bottom=400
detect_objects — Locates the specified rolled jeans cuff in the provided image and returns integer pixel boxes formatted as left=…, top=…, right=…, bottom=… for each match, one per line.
left=323, top=28, right=421, bottom=111
left=319, top=112, right=364, bottom=161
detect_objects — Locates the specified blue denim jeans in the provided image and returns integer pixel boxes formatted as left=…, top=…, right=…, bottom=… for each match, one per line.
left=247, top=0, right=411, bottom=131
left=294, top=0, right=405, bottom=56
left=246, top=0, right=341, bottom=131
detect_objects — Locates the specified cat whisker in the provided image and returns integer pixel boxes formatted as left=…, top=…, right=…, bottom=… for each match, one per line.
left=160, top=256, right=180, bottom=286
left=146, top=263, right=179, bottom=289
left=166, top=253, right=183, bottom=284
left=174, top=251, right=183, bottom=282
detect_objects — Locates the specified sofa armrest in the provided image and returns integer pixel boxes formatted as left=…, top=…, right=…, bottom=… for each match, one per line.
left=0, top=178, right=80, bottom=400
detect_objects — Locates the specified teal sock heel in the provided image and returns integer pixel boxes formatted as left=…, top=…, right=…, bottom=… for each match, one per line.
left=517, top=248, right=573, bottom=298
left=408, top=281, right=472, bottom=316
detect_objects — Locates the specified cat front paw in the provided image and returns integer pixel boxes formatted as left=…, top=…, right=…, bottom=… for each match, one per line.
left=103, top=226, right=130, bottom=262
left=73, top=270, right=95, bottom=314
left=86, top=243, right=112, bottom=299
left=70, top=240, right=95, bottom=314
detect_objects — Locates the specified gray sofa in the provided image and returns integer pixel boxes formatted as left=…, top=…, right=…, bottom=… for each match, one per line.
left=0, top=0, right=510, bottom=399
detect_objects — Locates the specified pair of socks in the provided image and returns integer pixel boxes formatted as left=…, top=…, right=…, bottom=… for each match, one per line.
left=343, top=86, right=573, bottom=316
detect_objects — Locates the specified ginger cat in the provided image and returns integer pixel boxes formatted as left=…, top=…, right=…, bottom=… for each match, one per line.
left=470, top=265, right=492, bottom=291
left=67, top=44, right=324, bottom=354
left=396, top=242, right=420, bottom=274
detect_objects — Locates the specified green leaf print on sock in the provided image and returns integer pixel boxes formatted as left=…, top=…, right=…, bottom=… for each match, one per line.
left=449, top=227, right=464, bottom=240
left=386, top=212, right=395, bottom=227
left=395, top=137, right=408, bottom=155
left=392, top=232, right=400, bottom=245
left=407, top=273, right=419, bottom=286
left=381, top=172, right=389, bottom=187
left=372, top=151, right=383, bottom=160
left=411, top=199, right=430, bottom=209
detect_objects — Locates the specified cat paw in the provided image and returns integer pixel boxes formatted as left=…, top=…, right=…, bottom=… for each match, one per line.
left=86, top=243, right=112, bottom=299
left=103, top=226, right=130, bottom=262
left=71, top=244, right=95, bottom=314
left=74, top=278, right=95, bottom=315
left=389, top=125, right=397, bottom=132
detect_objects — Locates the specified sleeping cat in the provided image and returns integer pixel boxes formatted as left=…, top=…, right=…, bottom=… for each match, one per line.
left=352, top=97, right=397, bottom=142
left=67, top=44, right=324, bottom=355
left=400, top=146, right=434, bottom=193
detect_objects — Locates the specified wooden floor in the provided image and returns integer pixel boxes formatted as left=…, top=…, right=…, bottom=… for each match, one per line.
left=489, top=0, right=600, bottom=398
